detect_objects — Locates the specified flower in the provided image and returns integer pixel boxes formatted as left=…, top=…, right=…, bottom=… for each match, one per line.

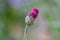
left=25, top=8, right=39, bottom=25
left=29, top=8, right=39, bottom=20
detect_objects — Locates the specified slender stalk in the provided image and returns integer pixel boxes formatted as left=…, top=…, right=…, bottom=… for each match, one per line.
left=23, top=25, right=29, bottom=40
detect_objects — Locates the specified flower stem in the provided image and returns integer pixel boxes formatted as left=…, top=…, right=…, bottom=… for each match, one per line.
left=23, top=25, right=29, bottom=40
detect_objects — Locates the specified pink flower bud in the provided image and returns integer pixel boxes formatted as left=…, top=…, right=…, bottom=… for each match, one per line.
left=29, top=8, right=39, bottom=20
left=25, top=8, right=39, bottom=25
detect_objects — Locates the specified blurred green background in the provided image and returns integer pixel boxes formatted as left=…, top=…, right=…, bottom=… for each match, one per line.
left=0, top=0, right=60, bottom=40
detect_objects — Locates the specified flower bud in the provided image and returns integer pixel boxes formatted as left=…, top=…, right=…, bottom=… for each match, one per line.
left=25, top=8, right=39, bottom=25
left=29, top=8, right=39, bottom=20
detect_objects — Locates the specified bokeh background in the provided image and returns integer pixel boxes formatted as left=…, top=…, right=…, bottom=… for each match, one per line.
left=0, top=0, right=60, bottom=40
